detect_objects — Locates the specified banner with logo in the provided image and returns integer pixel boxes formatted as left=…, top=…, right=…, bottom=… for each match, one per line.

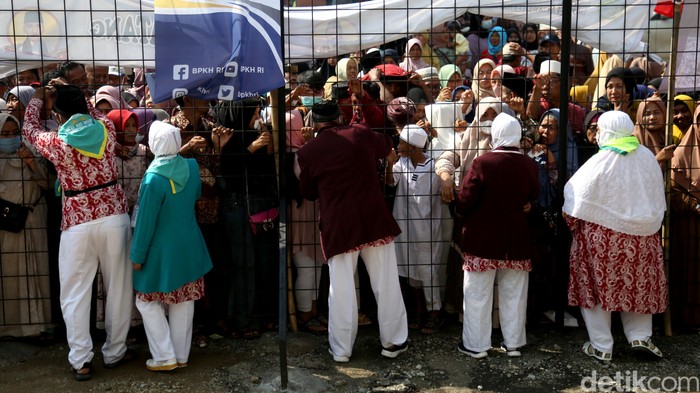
left=153, top=0, right=284, bottom=102
left=0, top=0, right=671, bottom=80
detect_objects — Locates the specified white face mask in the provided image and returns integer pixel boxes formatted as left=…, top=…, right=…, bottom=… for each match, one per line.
left=479, top=120, right=493, bottom=134
left=481, top=19, right=494, bottom=30
left=253, top=118, right=264, bottom=131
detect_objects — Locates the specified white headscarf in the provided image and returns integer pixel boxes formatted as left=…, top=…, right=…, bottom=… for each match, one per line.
left=596, top=109, right=633, bottom=145
left=335, top=58, right=358, bottom=81
left=399, top=38, right=429, bottom=72
left=470, top=97, right=508, bottom=135
left=490, top=112, right=521, bottom=149
left=563, top=111, right=666, bottom=236
left=148, top=121, right=181, bottom=157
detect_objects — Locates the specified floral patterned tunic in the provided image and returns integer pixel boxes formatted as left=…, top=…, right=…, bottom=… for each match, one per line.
left=23, top=98, right=128, bottom=230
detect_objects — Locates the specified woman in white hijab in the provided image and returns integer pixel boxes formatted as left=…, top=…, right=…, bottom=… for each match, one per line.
left=563, top=111, right=667, bottom=361
left=335, top=57, right=359, bottom=81
left=455, top=113, right=539, bottom=358
left=399, top=38, right=430, bottom=72
left=130, top=121, right=213, bottom=371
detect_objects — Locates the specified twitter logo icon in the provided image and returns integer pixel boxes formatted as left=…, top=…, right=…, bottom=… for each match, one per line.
left=218, top=85, right=234, bottom=100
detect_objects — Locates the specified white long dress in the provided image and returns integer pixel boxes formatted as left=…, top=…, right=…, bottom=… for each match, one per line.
left=392, top=155, right=444, bottom=304
left=0, top=151, right=52, bottom=337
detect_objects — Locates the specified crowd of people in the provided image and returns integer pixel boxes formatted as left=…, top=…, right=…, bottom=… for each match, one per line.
left=0, top=10, right=698, bottom=380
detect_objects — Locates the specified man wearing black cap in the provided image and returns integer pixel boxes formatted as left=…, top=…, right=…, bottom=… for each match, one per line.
left=538, top=34, right=560, bottom=61
left=296, top=100, right=408, bottom=363
left=23, top=84, right=133, bottom=381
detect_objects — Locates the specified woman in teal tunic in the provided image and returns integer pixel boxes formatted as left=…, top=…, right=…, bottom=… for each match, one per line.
left=130, top=121, right=212, bottom=371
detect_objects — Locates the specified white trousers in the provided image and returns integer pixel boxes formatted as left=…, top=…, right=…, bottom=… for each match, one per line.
left=293, top=251, right=322, bottom=313
left=462, top=269, right=528, bottom=352
left=136, top=298, right=194, bottom=364
left=580, top=304, right=652, bottom=353
left=59, top=214, right=132, bottom=369
left=328, top=241, right=408, bottom=358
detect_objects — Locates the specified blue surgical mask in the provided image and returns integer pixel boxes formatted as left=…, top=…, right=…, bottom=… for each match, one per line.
left=300, top=96, right=323, bottom=108
left=481, top=19, right=494, bottom=30
left=135, top=133, right=145, bottom=143
left=0, top=136, right=21, bottom=153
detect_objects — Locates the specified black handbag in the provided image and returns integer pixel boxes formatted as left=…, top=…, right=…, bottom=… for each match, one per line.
left=0, top=198, right=32, bottom=233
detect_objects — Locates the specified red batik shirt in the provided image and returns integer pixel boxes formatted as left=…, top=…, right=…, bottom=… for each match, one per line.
left=23, top=98, right=128, bottom=230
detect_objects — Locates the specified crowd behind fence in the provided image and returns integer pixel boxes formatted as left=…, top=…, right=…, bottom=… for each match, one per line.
left=0, top=1, right=699, bottom=363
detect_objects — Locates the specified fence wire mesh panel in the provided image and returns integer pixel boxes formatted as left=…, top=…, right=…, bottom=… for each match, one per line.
left=0, top=0, right=698, bottom=380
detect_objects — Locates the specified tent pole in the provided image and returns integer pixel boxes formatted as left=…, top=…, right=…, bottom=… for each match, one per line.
left=662, top=1, right=682, bottom=338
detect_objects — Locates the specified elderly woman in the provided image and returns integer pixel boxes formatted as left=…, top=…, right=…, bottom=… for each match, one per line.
left=564, top=111, right=667, bottom=361
left=130, top=121, right=213, bottom=371
left=336, top=57, right=359, bottom=82
left=456, top=113, right=539, bottom=358
left=0, top=113, right=52, bottom=338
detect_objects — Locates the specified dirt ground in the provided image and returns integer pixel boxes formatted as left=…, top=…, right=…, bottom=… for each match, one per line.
left=1, top=316, right=700, bottom=393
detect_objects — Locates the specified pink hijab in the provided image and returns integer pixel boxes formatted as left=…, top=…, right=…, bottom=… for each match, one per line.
left=95, top=86, right=131, bottom=111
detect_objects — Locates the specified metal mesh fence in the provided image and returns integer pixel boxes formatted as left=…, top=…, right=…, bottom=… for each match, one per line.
left=0, top=0, right=698, bottom=343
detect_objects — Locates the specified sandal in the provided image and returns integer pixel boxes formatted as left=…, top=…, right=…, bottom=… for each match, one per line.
left=193, top=334, right=208, bottom=348
left=421, top=313, right=444, bottom=335
left=301, top=316, right=328, bottom=334
left=104, top=348, right=137, bottom=369
left=358, top=312, right=373, bottom=327
left=317, top=314, right=329, bottom=327
left=243, top=328, right=261, bottom=340
left=582, top=342, right=612, bottom=362
left=72, top=362, right=93, bottom=381
left=630, top=339, right=663, bottom=359
left=408, top=318, right=422, bottom=330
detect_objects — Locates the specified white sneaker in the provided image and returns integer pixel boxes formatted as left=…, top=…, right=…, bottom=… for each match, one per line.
left=500, top=342, right=522, bottom=357
left=380, top=341, right=408, bottom=359
left=146, top=358, right=178, bottom=371
left=328, top=348, right=350, bottom=363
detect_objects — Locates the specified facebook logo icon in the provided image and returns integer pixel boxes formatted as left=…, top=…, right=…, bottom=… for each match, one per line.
left=173, top=65, right=189, bottom=80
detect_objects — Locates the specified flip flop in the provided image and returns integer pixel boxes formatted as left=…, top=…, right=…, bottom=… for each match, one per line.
left=358, top=312, right=372, bottom=326
left=72, top=362, right=92, bottom=381
left=301, top=317, right=328, bottom=334
left=243, top=328, right=261, bottom=340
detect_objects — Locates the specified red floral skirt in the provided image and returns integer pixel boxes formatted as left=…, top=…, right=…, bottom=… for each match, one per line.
left=137, top=277, right=205, bottom=305
left=462, top=254, right=532, bottom=272
left=566, top=216, right=667, bottom=314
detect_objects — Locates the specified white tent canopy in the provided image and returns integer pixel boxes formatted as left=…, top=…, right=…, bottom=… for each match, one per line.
left=0, top=0, right=667, bottom=78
